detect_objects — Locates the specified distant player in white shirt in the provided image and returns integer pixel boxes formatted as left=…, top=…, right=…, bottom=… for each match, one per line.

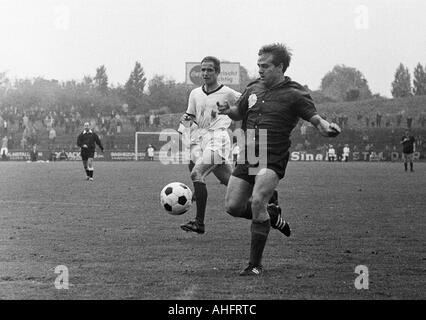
left=342, top=144, right=350, bottom=162
left=147, top=144, right=155, bottom=161
left=179, top=56, right=241, bottom=234
left=327, top=145, right=337, bottom=162
left=1, top=136, right=8, bottom=158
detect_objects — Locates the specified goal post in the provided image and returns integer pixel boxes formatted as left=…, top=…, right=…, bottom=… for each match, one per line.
left=134, top=130, right=186, bottom=162
left=135, top=131, right=158, bottom=161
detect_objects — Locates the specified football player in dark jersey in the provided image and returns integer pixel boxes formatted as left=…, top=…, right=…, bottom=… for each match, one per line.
left=218, top=43, right=341, bottom=276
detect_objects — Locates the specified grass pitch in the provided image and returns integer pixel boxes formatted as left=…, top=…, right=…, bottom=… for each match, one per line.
left=0, top=160, right=425, bottom=299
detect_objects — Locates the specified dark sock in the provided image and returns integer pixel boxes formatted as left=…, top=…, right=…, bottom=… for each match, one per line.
left=189, top=162, right=196, bottom=201
left=249, top=220, right=271, bottom=267
left=88, top=170, right=93, bottom=178
left=410, top=163, right=413, bottom=171
left=404, top=163, right=408, bottom=171
left=193, top=181, right=207, bottom=226
left=85, top=169, right=89, bottom=176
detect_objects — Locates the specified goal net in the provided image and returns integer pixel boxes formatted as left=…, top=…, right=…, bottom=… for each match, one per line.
left=134, top=130, right=190, bottom=163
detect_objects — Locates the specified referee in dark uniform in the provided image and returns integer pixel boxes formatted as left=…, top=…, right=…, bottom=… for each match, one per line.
left=77, top=122, right=104, bottom=181
left=401, top=130, right=415, bottom=172
left=218, top=43, right=341, bottom=276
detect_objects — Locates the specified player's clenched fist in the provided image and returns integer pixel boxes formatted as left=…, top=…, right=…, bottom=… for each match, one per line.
left=180, top=113, right=191, bottom=122
left=327, top=123, right=341, bottom=137
left=217, top=101, right=230, bottom=115
left=179, top=113, right=194, bottom=127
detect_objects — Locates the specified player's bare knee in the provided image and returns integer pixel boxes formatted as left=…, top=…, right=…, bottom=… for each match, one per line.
left=251, top=193, right=268, bottom=211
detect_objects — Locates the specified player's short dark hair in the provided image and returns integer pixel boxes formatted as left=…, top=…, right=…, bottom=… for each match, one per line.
left=258, top=43, right=292, bottom=73
left=201, top=56, right=221, bottom=73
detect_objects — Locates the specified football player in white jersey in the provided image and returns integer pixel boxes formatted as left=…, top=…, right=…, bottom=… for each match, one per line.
left=179, top=56, right=241, bottom=234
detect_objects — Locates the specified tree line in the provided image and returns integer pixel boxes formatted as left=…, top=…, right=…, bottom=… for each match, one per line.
left=0, top=61, right=425, bottom=118
left=391, top=63, right=426, bottom=97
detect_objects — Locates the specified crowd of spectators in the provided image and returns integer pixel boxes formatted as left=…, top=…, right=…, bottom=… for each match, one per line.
left=0, top=105, right=86, bottom=150
left=320, top=110, right=426, bottom=130
left=1, top=103, right=425, bottom=156
left=293, top=120, right=426, bottom=158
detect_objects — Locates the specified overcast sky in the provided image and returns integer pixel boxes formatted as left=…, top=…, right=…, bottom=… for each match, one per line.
left=0, top=0, right=425, bottom=97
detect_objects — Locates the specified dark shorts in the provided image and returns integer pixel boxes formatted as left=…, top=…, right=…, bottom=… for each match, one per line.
left=232, top=151, right=290, bottom=185
left=402, top=152, right=414, bottom=162
left=81, top=149, right=95, bottom=161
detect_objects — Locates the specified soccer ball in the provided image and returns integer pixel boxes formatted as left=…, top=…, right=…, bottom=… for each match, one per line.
left=160, top=182, right=192, bottom=215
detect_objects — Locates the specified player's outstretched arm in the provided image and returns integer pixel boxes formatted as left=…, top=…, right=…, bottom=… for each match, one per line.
left=309, top=114, right=341, bottom=137
left=217, top=102, right=243, bottom=121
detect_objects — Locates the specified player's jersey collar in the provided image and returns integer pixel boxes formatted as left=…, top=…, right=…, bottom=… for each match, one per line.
left=83, top=129, right=93, bottom=134
left=252, top=76, right=292, bottom=90
left=202, top=84, right=224, bottom=96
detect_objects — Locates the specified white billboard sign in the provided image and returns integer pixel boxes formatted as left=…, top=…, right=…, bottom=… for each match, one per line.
left=185, top=62, right=240, bottom=86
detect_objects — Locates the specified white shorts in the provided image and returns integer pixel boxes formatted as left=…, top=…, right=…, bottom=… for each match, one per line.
left=190, top=129, right=231, bottom=164
left=202, top=129, right=231, bottom=161
left=0, top=147, right=8, bottom=155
